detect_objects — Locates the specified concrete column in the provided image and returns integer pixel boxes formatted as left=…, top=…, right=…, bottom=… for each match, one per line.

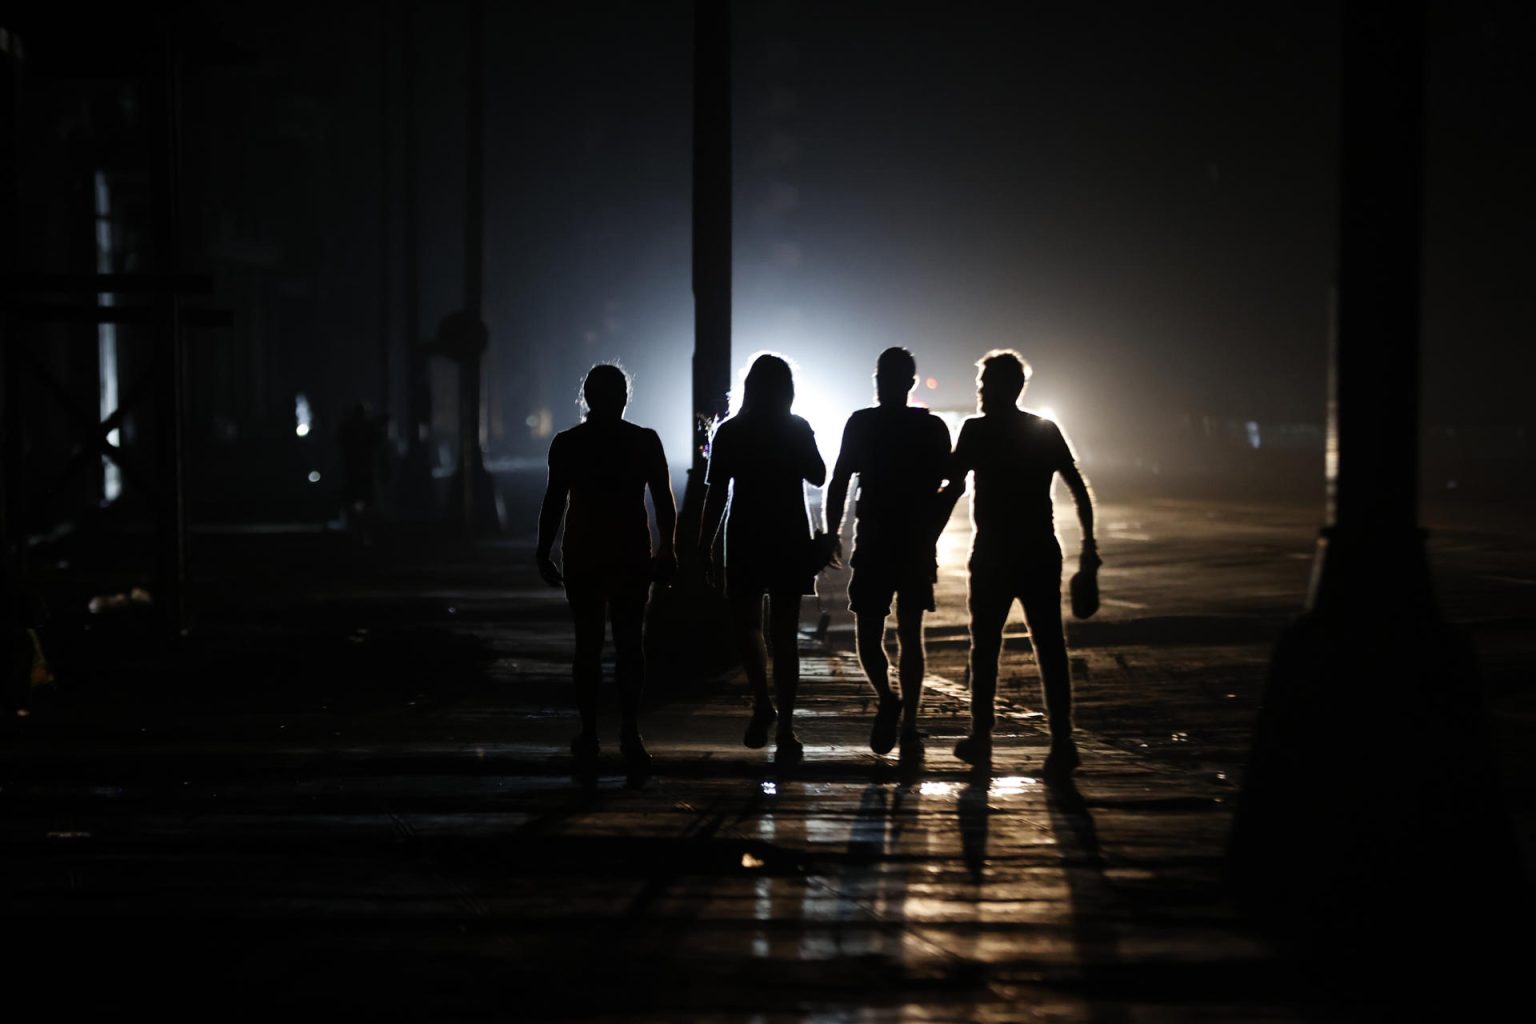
left=1229, top=0, right=1518, bottom=941
left=679, top=0, right=733, bottom=544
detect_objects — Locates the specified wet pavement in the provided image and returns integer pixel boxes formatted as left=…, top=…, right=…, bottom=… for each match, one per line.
left=3, top=497, right=1533, bottom=1018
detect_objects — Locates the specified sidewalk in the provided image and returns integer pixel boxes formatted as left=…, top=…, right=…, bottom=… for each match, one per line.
left=2, top=497, right=1531, bottom=1019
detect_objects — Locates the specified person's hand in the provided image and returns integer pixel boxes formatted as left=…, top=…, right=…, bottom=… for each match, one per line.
left=652, top=547, right=678, bottom=585
left=1079, top=539, right=1102, bottom=573
left=536, top=552, right=564, bottom=587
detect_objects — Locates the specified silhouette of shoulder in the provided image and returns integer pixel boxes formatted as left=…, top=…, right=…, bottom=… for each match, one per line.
left=708, top=412, right=819, bottom=485
left=955, top=411, right=1072, bottom=468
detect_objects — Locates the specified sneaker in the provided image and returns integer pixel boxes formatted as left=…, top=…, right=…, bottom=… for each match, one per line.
left=952, top=733, right=992, bottom=766
left=898, top=731, right=925, bottom=767
left=620, top=731, right=653, bottom=774
left=870, top=694, right=900, bottom=755
left=774, top=730, right=804, bottom=764
left=744, top=703, right=777, bottom=749
left=1042, top=739, right=1080, bottom=784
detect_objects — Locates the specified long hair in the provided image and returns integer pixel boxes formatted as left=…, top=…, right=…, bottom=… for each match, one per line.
left=739, top=353, right=794, bottom=416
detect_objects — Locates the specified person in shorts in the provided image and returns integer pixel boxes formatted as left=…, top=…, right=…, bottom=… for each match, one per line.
left=537, top=364, right=676, bottom=775
left=825, top=347, right=954, bottom=763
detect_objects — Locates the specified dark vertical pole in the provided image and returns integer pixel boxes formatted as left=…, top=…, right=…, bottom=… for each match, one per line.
left=0, top=27, right=22, bottom=559
left=400, top=1, right=432, bottom=515
left=151, top=13, right=187, bottom=636
left=378, top=3, right=393, bottom=421
left=1309, top=0, right=1430, bottom=613
left=464, top=0, right=484, bottom=321
left=680, top=0, right=733, bottom=542
left=458, top=0, right=489, bottom=534
left=1230, top=0, right=1517, bottom=936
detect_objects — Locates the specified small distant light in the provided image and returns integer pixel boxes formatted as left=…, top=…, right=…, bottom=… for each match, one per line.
left=294, top=393, right=313, bottom=437
left=741, top=852, right=765, bottom=869
left=525, top=414, right=539, bottom=427
left=760, top=780, right=777, bottom=796
left=307, top=470, right=321, bottom=483
left=925, top=377, right=938, bottom=390
left=1245, top=421, right=1262, bottom=449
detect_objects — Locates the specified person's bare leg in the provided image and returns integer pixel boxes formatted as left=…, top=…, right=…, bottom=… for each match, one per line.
left=611, top=583, right=649, bottom=766
left=731, top=593, right=775, bottom=747
left=567, top=588, right=606, bottom=760
left=855, top=613, right=894, bottom=702
left=858, top=609, right=901, bottom=753
left=768, top=590, right=804, bottom=751
left=895, top=599, right=926, bottom=735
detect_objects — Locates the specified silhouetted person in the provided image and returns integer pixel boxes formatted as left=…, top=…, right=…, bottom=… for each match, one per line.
left=825, top=347, right=952, bottom=763
left=935, top=350, right=1099, bottom=781
left=537, top=364, right=677, bottom=775
left=698, top=353, right=826, bottom=762
left=337, top=402, right=384, bottom=538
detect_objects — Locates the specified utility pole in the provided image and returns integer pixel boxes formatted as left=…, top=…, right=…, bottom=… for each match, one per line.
left=438, top=0, right=498, bottom=535
left=1229, top=0, right=1518, bottom=936
left=678, top=0, right=733, bottom=550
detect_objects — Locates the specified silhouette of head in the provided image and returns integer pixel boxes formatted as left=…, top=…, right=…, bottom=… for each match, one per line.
left=976, top=349, right=1031, bottom=414
left=582, top=363, right=630, bottom=419
left=741, top=353, right=794, bottom=415
left=875, top=347, right=916, bottom=406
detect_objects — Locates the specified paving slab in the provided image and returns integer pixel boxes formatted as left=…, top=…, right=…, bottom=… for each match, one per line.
left=2, top=497, right=1532, bottom=1019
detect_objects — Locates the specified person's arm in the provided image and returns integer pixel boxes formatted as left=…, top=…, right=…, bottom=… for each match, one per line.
left=932, top=420, right=972, bottom=537
left=647, top=432, right=678, bottom=582
left=824, top=418, right=857, bottom=566
left=697, top=482, right=728, bottom=586
left=802, top=419, right=827, bottom=488
left=1061, top=463, right=1099, bottom=570
left=696, top=426, right=730, bottom=584
left=1053, top=422, right=1098, bottom=570
left=535, top=439, right=569, bottom=586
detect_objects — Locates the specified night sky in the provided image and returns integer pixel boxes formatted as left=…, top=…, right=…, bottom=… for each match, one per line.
left=472, top=0, right=1534, bottom=466
left=10, top=0, right=1534, bottom=479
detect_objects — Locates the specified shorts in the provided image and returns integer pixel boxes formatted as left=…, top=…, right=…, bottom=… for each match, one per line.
left=967, top=539, right=1062, bottom=611
left=847, top=550, right=937, bottom=618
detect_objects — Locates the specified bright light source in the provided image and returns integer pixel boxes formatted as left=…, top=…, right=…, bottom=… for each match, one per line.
left=295, top=393, right=313, bottom=439
left=307, top=470, right=321, bottom=483
left=1037, top=406, right=1057, bottom=422
left=925, top=377, right=938, bottom=390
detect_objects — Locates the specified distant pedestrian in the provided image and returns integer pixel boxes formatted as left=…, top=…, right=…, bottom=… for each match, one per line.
left=698, top=353, right=827, bottom=763
left=537, top=364, right=677, bottom=775
left=825, top=347, right=953, bottom=764
left=935, top=350, right=1099, bottom=780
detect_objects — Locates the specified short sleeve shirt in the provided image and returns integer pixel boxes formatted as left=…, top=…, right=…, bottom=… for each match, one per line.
left=834, top=405, right=952, bottom=565
left=549, top=419, right=665, bottom=576
left=950, top=411, right=1076, bottom=552
left=706, top=412, right=823, bottom=571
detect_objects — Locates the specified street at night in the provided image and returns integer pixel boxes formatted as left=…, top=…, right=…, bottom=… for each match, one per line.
left=4, top=1, right=1534, bottom=1019
left=4, top=496, right=1532, bottom=1017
